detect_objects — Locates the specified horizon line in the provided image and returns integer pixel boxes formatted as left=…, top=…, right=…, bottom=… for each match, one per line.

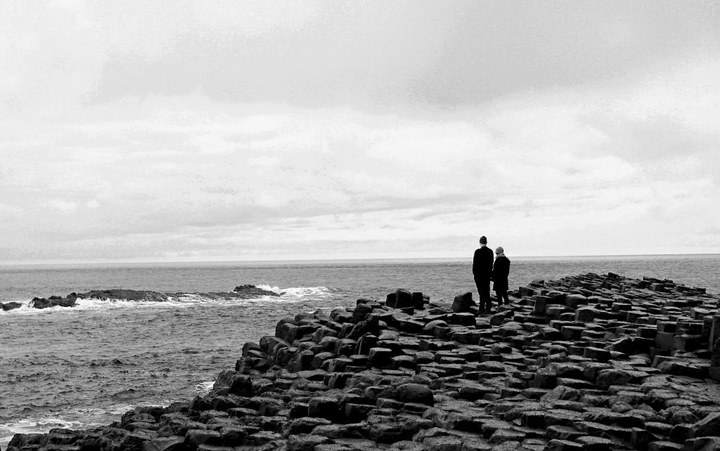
left=1, top=252, right=719, bottom=267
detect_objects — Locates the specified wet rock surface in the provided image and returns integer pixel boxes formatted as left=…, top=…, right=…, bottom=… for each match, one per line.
left=29, top=294, right=78, bottom=309
left=8, top=273, right=720, bottom=450
left=0, top=301, right=22, bottom=311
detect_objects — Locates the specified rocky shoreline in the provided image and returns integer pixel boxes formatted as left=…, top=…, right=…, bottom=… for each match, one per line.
left=0, top=285, right=279, bottom=311
left=7, top=272, right=720, bottom=451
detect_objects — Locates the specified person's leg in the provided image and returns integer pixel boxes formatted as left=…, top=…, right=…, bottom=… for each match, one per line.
left=493, top=290, right=500, bottom=309
left=502, top=291, right=510, bottom=304
left=483, top=280, right=492, bottom=314
left=475, top=279, right=485, bottom=314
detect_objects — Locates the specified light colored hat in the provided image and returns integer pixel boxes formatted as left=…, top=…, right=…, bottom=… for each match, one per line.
left=495, top=246, right=504, bottom=254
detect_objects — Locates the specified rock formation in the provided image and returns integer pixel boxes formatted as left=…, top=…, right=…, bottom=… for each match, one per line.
left=24, top=290, right=167, bottom=309
left=186, top=285, right=281, bottom=301
left=0, top=301, right=22, bottom=311
left=29, top=294, right=77, bottom=309
left=7, top=273, right=720, bottom=450
left=234, top=285, right=282, bottom=297
left=80, top=290, right=169, bottom=302
left=9, top=285, right=280, bottom=310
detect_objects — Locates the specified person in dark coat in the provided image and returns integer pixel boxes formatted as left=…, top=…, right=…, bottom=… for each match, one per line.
left=492, top=246, right=511, bottom=305
left=472, top=236, right=494, bottom=314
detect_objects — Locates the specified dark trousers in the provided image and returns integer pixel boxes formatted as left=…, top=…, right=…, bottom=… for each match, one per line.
left=495, top=289, right=509, bottom=305
left=475, top=277, right=491, bottom=313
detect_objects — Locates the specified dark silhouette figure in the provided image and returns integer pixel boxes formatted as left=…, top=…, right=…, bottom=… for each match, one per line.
left=472, top=236, right=494, bottom=314
left=492, top=246, right=511, bottom=305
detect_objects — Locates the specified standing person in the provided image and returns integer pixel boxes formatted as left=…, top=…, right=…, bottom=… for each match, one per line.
left=472, top=236, right=494, bottom=314
left=492, top=246, right=511, bottom=305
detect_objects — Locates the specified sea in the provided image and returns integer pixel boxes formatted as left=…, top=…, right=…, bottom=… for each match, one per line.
left=1, top=254, right=719, bottom=447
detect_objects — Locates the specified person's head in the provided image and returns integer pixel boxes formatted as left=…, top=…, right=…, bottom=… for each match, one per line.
left=495, top=246, right=504, bottom=255
left=479, top=236, right=487, bottom=245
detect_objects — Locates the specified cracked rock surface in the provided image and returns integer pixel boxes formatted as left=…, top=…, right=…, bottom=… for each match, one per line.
left=7, top=272, right=720, bottom=451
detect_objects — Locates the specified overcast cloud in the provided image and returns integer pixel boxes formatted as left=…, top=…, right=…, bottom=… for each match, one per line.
left=1, top=1, right=720, bottom=263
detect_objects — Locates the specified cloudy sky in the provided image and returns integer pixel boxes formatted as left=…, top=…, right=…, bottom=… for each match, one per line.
left=1, top=1, right=720, bottom=263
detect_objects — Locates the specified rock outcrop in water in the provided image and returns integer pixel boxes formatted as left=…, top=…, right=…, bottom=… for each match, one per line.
left=0, top=301, right=22, bottom=311
left=8, top=273, right=720, bottom=450
left=183, top=285, right=282, bottom=301
left=80, top=289, right=170, bottom=303
left=29, top=295, right=77, bottom=309
left=24, top=290, right=167, bottom=309
left=12, top=285, right=280, bottom=310
left=235, top=285, right=282, bottom=297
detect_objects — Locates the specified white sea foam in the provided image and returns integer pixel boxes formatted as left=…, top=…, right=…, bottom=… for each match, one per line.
left=0, top=297, right=174, bottom=315
left=73, top=297, right=169, bottom=311
left=237, top=286, right=333, bottom=303
left=0, top=401, right=182, bottom=448
left=157, top=286, right=334, bottom=307
left=0, top=416, right=95, bottom=449
left=256, top=284, right=281, bottom=292
left=195, top=380, right=215, bottom=395
left=99, top=403, right=137, bottom=415
left=0, top=300, right=61, bottom=316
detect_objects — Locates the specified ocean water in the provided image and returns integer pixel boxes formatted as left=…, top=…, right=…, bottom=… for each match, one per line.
left=1, top=255, right=719, bottom=446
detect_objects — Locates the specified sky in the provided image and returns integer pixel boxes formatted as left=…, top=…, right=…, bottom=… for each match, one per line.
left=1, top=1, right=720, bottom=263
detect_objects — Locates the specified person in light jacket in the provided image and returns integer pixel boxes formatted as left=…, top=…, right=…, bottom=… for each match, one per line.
left=492, top=246, right=511, bottom=305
